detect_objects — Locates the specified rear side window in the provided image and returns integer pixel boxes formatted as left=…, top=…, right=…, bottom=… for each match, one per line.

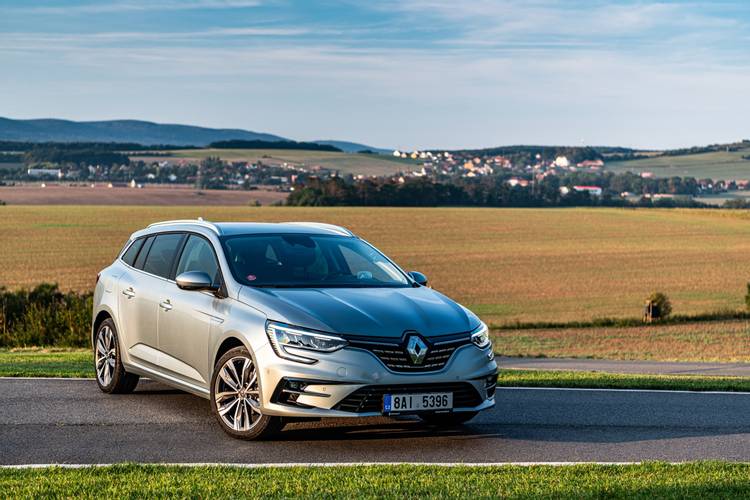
left=143, top=233, right=185, bottom=278
left=121, top=238, right=144, bottom=266
left=134, top=236, right=154, bottom=270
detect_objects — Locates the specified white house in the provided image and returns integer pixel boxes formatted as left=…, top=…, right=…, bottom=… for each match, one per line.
left=553, top=156, right=570, bottom=168
left=27, top=168, right=62, bottom=178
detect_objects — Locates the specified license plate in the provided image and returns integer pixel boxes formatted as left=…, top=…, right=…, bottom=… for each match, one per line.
left=383, top=392, right=453, bottom=413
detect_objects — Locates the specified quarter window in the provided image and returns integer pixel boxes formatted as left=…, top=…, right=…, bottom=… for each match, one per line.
left=133, top=236, right=154, bottom=270
left=121, top=238, right=144, bottom=266
left=175, top=235, right=220, bottom=283
left=142, top=233, right=185, bottom=279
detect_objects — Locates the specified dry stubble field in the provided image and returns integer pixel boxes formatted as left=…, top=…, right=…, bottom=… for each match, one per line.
left=3, top=206, right=750, bottom=328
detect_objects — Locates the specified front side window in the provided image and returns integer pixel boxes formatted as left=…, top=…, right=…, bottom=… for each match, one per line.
left=175, top=235, right=220, bottom=283
left=221, top=234, right=409, bottom=288
left=142, top=233, right=184, bottom=278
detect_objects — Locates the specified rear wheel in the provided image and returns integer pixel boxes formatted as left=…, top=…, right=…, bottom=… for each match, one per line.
left=419, top=411, right=478, bottom=427
left=210, top=346, right=284, bottom=440
left=94, top=318, right=139, bottom=394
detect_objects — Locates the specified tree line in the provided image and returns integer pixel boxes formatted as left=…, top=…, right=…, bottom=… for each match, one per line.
left=286, top=176, right=710, bottom=208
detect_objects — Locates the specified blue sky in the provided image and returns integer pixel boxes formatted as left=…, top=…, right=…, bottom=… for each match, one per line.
left=1, top=0, right=749, bottom=149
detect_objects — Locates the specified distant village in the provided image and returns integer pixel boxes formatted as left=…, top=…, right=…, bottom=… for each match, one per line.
left=5, top=144, right=750, bottom=207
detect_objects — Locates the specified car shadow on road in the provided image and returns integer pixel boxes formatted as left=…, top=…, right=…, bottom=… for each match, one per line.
left=276, top=418, right=489, bottom=441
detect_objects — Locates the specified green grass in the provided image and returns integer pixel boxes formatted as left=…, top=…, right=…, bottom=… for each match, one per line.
left=6, top=350, right=750, bottom=394
left=3, top=463, right=750, bottom=498
left=500, top=369, right=750, bottom=392
left=607, top=147, right=750, bottom=179
left=0, top=348, right=93, bottom=377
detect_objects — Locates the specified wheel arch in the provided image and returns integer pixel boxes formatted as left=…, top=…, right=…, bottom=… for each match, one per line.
left=92, top=308, right=115, bottom=345
left=213, top=336, right=248, bottom=367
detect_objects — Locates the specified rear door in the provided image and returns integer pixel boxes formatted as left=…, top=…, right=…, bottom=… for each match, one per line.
left=119, top=233, right=185, bottom=367
left=157, top=233, right=225, bottom=384
left=117, top=236, right=156, bottom=353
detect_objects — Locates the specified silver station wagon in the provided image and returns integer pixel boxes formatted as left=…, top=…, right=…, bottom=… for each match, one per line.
left=93, top=219, right=498, bottom=439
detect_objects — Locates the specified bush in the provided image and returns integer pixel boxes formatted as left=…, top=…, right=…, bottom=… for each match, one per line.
left=643, top=292, right=672, bottom=322
left=0, top=284, right=91, bottom=347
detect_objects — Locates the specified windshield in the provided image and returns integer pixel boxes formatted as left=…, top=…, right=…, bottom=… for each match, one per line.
left=221, top=234, right=410, bottom=288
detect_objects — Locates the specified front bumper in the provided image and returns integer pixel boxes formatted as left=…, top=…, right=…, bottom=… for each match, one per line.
left=254, top=342, right=498, bottom=418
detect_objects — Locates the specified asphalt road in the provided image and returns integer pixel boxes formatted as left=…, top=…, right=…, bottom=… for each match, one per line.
left=3, top=378, right=750, bottom=465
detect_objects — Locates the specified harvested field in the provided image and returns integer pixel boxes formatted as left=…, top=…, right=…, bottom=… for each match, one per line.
left=495, top=319, right=750, bottom=362
left=2, top=206, right=750, bottom=324
left=0, top=184, right=287, bottom=206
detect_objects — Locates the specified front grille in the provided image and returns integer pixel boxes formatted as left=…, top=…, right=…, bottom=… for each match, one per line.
left=346, top=332, right=472, bottom=372
left=334, top=382, right=482, bottom=413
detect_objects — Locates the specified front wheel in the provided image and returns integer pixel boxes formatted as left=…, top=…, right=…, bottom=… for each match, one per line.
left=94, top=318, right=139, bottom=394
left=419, top=411, right=478, bottom=427
left=210, top=346, right=284, bottom=440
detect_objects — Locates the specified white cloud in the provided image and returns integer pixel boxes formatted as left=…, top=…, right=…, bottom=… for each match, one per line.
left=17, top=0, right=262, bottom=15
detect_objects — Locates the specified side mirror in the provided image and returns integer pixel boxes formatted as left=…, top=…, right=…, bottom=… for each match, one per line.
left=408, top=271, right=428, bottom=287
left=176, top=271, right=220, bottom=293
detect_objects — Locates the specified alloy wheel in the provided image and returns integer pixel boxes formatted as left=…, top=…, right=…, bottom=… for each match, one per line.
left=95, top=325, right=116, bottom=386
left=214, top=355, right=262, bottom=432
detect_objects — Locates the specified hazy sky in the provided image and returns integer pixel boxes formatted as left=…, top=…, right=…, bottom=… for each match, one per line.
left=2, top=0, right=749, bottom=150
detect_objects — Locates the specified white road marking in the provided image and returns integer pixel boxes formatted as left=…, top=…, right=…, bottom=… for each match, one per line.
left=0, top=377, right=95, bottom=381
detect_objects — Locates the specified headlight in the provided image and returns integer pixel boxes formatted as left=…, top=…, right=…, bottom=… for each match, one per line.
left=470, top=322, right=491, bottom=349
left=265, top=321, right=348, bottom=364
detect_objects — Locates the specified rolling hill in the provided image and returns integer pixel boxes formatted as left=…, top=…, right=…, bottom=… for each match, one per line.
left=0, top=117, right=390, bottom=153
left=312, top=140, right=390, bottom=154
left=607, top=145, right=750, bottom=180
left=0, top=117, right=287, bottom=146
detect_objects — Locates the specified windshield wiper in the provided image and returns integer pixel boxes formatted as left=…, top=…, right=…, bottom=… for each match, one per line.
left=250, top=283, right=319, bottom=288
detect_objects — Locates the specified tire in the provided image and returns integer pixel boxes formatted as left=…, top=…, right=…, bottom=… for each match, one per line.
left=94, top=318, right=140, bottom=394
left=210, top=346, right=284, bottom=440
left=419, top=411, right=478, bottom=427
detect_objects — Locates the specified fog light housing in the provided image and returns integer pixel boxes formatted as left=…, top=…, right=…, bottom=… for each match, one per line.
left=485, top=373, right=498, bottom=398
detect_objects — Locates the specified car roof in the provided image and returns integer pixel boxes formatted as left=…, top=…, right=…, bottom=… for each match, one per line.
left=135, top=220, right=354, bottom=238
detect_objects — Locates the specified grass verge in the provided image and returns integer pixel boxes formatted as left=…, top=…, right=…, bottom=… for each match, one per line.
left=0, top=348, right=92, bottom=377
left=3, top=463, right=750, bottom=498
left=5, top=349, right=750, bottom=394
left=500, top=369, right=750, bottom=392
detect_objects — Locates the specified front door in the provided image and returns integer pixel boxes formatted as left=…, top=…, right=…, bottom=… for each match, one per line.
left=157, top=234, right=224, bottom=384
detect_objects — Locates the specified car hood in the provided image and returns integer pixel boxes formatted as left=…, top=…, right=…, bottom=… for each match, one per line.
left=237, top=285, right=479, bottom=338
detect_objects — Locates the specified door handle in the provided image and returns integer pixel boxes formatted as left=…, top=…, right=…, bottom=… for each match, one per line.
left=121, top=287, right=135, bottom=298
left=159, top=299, right=173, bottom=311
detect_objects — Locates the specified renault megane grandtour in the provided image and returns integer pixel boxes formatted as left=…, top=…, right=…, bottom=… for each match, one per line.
left=92, top=219, right=498, bottom=439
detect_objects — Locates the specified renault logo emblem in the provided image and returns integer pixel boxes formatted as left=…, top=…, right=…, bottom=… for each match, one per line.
left=406, top=335, right=429, bottom=365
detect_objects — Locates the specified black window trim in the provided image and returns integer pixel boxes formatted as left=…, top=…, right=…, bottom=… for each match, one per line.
left=120, top=231, right=185, bottom=282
